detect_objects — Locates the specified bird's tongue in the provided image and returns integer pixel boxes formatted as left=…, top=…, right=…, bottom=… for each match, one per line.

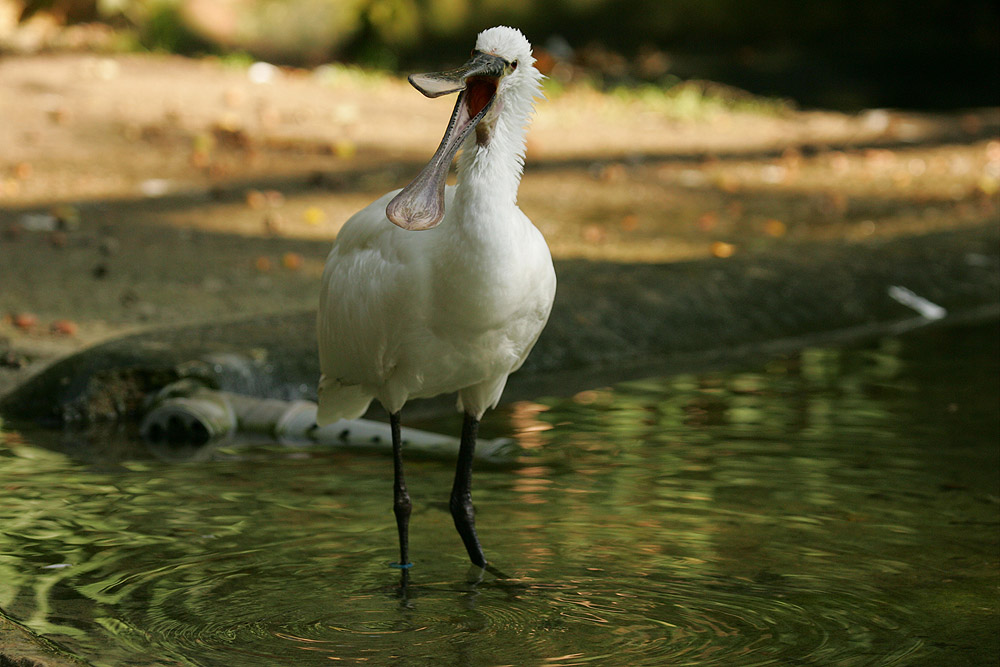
left=386, top=79, right=496, bottom=231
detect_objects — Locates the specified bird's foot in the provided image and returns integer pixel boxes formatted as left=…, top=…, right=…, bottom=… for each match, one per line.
left=483, top=563, right=510, bottom=580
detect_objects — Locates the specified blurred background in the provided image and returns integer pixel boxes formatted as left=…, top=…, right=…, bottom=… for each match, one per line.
left=0, top=0, right=997, bottom=369
left=3, top=0, right=999, bottom=109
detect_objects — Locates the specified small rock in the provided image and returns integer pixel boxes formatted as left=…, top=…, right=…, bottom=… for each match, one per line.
left=140, top=179, right=170, bottom=198
left=248, top=61, right=279, bottom=84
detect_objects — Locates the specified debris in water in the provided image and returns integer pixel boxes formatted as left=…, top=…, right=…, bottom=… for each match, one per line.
left=887, top=285, right=947, bottom=320
left=19, top=213, right=58, bottom=232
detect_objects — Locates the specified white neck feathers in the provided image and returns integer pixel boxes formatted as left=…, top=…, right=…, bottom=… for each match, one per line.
left=454, top=66, right=543, bottom=216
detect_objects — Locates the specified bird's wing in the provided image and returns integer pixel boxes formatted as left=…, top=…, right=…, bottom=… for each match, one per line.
left=317, top=189, right=440, bottom=418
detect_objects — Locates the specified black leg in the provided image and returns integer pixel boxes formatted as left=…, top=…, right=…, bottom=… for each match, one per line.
left=450, top=412, right=487, bottom=567
left=390, top=411, right=412, bottom=568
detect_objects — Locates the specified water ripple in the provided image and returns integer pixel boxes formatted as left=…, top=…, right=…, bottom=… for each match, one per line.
left=1, top=323, right=996, bottom=665
left=88, top=551, right=925, bottom=666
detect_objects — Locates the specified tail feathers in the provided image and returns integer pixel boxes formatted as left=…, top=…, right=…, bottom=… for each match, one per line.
left=317, top=375, right=373, bottom=425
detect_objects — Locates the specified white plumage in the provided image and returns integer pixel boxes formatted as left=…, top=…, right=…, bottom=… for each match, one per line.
left=316, top=27, right=555, bottom=569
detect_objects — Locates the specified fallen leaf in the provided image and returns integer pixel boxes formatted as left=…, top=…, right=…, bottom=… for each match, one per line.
left=246, top=189, right=266, bottom=209
left=715, top=173, right=739, bottom=193
left=599, top=163, right=627, bottom=183
left=977, top=175, right=999, bottom=197
left=710, top=241, right=736, bottom=258
left=763, top=219, right=787, bottom=237
left=263, top=212, right=284, bottom=236
left=13, top=313, right=38, bottom=331
left=582, top=224, right=605, bottom=244
left=303, top=207, right=326, bottom=226
left=223, top=87, right=244, bottom=108
left=51, top=204, right=80, bottom=230
left=12, top=162, right=32, bottom=180
left=50, top=320, right=78, bottom=336
left=333, top=140, right=356, bottom=159
left=190, top=150, right=211, bottom=169
left=697, top=212, right=717, bottom=232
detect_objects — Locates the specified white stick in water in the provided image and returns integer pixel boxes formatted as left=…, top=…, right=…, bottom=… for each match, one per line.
left=887, top=285, right=947, bottom=321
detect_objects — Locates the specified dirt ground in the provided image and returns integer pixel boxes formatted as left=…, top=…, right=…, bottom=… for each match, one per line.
left=1, top=52, right=998, bottom=398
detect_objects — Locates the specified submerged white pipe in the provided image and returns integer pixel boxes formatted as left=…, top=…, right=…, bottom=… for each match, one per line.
left=141, top=384, right=519, bottom=463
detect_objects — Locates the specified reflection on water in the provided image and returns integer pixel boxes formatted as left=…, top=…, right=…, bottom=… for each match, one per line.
left=1, top=323, right=997, bottom=666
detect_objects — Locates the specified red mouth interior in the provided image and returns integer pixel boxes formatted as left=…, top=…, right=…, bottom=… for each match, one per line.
left=465, top=76, right=498, bottom=118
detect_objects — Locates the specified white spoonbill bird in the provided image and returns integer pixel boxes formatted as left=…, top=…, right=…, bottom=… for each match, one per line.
left=317, top=26, right=556, bottom=569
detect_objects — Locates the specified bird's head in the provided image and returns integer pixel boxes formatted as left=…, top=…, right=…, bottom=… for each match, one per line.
left=386, top=26, right=541, bottom=231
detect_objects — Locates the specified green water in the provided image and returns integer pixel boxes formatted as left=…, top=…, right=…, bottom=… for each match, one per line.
left=1, top=323, right=997, bottom=666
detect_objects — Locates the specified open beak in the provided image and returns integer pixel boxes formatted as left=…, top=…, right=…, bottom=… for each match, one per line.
left=386, top=51, right=507, bottom=230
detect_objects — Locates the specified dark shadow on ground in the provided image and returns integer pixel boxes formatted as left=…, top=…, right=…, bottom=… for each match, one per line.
left=3, top=224, right=996, bottom=426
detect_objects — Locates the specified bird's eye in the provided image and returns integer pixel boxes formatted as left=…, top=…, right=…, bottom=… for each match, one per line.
left=510, top=60, right=518, bottom=71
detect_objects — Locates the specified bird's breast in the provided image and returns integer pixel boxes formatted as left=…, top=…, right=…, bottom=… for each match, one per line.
left=430, top=218, right=552, bottom=334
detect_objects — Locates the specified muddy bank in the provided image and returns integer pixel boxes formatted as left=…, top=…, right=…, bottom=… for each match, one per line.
left=2, top=53, right=998, bottom=409
left=3, top=224, right=996, bottom=425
